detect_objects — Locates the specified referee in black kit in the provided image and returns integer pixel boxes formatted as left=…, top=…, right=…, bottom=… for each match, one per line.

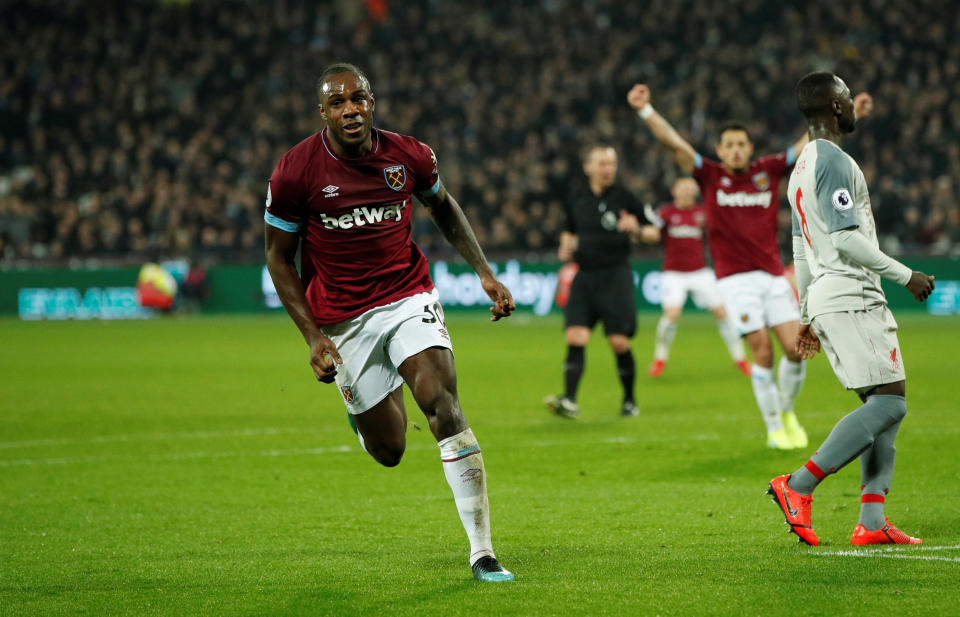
left=545, top=144, right=657, bottom=419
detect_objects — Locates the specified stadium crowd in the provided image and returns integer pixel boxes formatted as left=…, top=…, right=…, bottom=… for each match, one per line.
left=1, top=0, right=958, bottom=265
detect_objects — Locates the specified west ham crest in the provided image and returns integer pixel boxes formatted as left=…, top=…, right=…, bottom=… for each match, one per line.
left=752, top=172, right=770, bottom=191
left=341, top=386, right=354, bottom=403
left=383, top=164, right=406, bottom=191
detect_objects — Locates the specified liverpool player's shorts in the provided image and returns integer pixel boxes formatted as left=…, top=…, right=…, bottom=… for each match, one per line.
left=716, top=270, right=800, bottom=335
left=564, top=264, right=636, bottom=337
left=811, top=306, right=905, bottom=391
left=661, top=268, right=722, bottom=310
left=322, top=289, right=452, bottom=415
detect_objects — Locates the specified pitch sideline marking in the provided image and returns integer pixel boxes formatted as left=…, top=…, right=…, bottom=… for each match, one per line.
left=815, top=544, right=960, bottom=563
left=0, top=426, right=312, bottom=450
left=0, top=433, right=720, bottom=467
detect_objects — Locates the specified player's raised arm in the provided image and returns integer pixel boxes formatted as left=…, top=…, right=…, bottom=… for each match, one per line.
left=627, top=84, right=697, bottom=173
left=264, top=224, right=342, bottom=381
left=416, top=181, right=516, bottom=321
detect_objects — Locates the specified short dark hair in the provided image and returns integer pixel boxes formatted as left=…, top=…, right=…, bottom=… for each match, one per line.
left=316, top=62, right=370, bottom=99
left=795, top=71, right=839, bottom=119
left=717, top=121, right=750, bottom=142
left=580, top=143, right=617, bottom=162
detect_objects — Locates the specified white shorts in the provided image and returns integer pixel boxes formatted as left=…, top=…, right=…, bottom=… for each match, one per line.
left=811, top=306, right=905, bottom=392
left=322, top=289, right=452, bottom=414
left=661, top=268, right=722, bottom=310
left=717, top=270, right=800, bottom=335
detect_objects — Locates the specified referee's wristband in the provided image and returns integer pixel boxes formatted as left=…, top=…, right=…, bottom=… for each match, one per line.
left=637, top=103, right=654, bottom=120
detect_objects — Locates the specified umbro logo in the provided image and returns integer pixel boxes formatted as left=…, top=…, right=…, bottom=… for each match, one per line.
left=323, top=185, right=340, bottom=198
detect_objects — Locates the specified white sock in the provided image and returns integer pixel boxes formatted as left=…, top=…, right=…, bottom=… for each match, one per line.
left=654, top=315, right=678, bottom=361
left=438, top=428, right=494, bottom=565
left=717, top=318, right=746, bottom=362
left=777, top=357, right=806, bottom=413
left=751, top=364, right=783, bottom=432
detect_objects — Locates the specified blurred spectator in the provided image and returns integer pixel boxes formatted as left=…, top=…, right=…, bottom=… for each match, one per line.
left=1, top=0, right=958, bottom=266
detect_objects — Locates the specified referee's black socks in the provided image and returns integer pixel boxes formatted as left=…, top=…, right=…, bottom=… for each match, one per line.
left=615, top=350, right=636, bottom=404
left=563, top=345, right=585, bottom=401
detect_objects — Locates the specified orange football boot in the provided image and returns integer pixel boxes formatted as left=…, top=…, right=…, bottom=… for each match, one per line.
left=648, top=359, right=666, bottom=378
left=851, top=519, right=921, bottom=545
left=767, top=474, right=819, bottom=546
left=736, top=359, right=751, bottom=377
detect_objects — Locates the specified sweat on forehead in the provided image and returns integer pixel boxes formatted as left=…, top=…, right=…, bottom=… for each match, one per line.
left=317, top=62, right=371, bottom=98
left=320, top=73, right=370, bottom=96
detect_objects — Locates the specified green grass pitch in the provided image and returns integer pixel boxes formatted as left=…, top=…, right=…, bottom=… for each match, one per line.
left=2, top=311, right=959, bottom=616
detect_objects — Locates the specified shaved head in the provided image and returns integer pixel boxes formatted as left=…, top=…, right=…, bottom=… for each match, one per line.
left=796, top=72, right=844, bottom=119
left=795, top=71, right=856, bottom=133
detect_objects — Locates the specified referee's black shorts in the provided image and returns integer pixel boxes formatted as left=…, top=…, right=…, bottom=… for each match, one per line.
left=563, top=264, right=637, bottom=337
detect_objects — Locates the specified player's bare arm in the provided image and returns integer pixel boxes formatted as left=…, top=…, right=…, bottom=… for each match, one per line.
left=558, top=231, right=578, bottom=262
left=627, top=84, right=697, bottom=173
left=416, top=182, right=516, bottom=321
left=264, top=225, right=342, bottom=382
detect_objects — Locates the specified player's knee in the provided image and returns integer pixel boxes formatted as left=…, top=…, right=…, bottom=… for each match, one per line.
left=888, top=397, right=907, bottom=424
left=753, top=350, right=773, bottom=367
left=608, top=336, right=630, bottom=354
left=565, top=327, right=590, bottom=346
left=368, top=438, right=406, bottom=467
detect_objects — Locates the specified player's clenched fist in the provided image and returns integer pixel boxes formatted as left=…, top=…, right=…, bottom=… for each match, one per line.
left=627, top=84, right=651, bottom=110
left=853, top=93, right=874, bottom=119
left=308, top=333, right=343, bottom=383
left=906, top=271, right=935, bottom=302
left=481, top=275, right=516, bottom=322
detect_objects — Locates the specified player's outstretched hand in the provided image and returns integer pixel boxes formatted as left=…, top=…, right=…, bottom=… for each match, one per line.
left=481, top=275, right=516, bottom=322
left=627, top=84, right=650, bottom=111
left=906, top=271, right=935, bottom=302
left=308, top=333, right=343, bottom=383
left=854, top=93, right=874, bottom=119
left=796, top=324, right=820, bottom=360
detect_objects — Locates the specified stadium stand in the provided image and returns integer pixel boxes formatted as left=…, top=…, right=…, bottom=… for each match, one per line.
left=1, top=0, right=958, bottom=265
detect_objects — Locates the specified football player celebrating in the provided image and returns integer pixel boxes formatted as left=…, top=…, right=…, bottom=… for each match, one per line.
left=645, top=178, right=749, bottom=378
left=265, top=63, right=515, bottom=581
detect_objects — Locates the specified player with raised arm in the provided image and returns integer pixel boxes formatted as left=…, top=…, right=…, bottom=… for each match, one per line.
left=264, top=63, right=516, bottom=581
left=767, top=72, right=935, bottom=546
left=645, top=178, right=749, bottom=378
left=628, top=83, right=872, bottom=450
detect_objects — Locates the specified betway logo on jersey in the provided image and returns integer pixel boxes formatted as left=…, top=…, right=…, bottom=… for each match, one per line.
left=716, top=189, right=773, bottom=208
left=319, top=202, right=405, bottom=230
left=667, top=225, right=703, bottom=239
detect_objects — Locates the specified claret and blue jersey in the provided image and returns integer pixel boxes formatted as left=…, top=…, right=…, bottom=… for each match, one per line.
left=265, top=127, right=441, bottom=324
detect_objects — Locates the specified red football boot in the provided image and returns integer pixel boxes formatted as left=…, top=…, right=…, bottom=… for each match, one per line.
left=767, top=474, right=819, bottom=546
left=648, top=359, right=666, bottom=378
left=736, top=359, right=751, bottom=377
left=851, top=519, right=921, bottom=545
